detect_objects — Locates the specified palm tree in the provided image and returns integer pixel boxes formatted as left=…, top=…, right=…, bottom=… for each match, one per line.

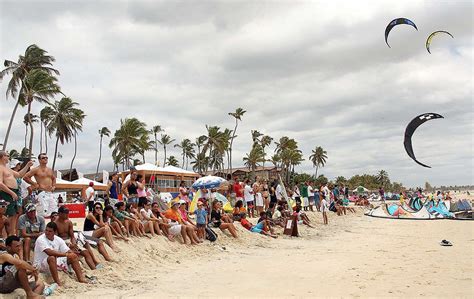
left=243, top=144, right=265, bottom=179
left=260, top=135, right=273, bottom=169
left=0, top=44, right=59, bottom=150
left=109, top=118, right=148, bottom=169
left=8, top=149, right=20, bottom=160
left=138, top=132, right=153, bottom=163
left=376, top=170, right=390, bottom=188
left=95, top=127, right=110, bottom=180
left=166, top=155, right=179, bottom=167
left=191, top=152, right=208, bottom=174
left=42, top=97, right=85, bottom=171
left=251, top=130, right=263, bottom=147
left=18, top=69, right=61, bottom=158
left=174, top=138, right=194, bottom=169
left=309, top=146, right=328, bottom=179
left=228, top=108, right=246, bottom=173
left=151, top=125, right=162, bottom=165
left=158, top=134, right=175, bottom=167
left=195, top=135, right=207, bottom=154
left=23, top=113, right=38, bottom=149
left=68, top=132, right=78, bottom=181
left=40, top=107, right=50, bottom=153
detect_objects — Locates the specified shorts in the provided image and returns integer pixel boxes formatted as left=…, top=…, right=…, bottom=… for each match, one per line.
left=246, top=201, right=254, bottom=208
left=127, top=197, right=138, bottom=205
left=196, top=223, right=206, bottom=228
left=82, top=233, right=100, bottom=247
left=255, top=193, right=263, bottom=207
left=302, top=197, right=309, bottom=207
left=37, top=191, right=58, bottom=217
left=169, top=224, right=182, bottom=236
left=0, top=190, right=19, bottom=217
left=308, top=196, right=314, bottom=204
left=250, top=222, right=264, bottom=233
left=37, top=256, right=68, bottom=273
left=87, top=200, right=95, bottom=213
left=0, top=266, right=36, bottom=294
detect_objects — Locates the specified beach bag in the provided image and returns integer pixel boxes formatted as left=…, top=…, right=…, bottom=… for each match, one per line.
left=205, top=226, right=218, bottom=242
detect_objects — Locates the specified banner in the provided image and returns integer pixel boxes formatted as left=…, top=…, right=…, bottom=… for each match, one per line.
left=56, top=170, right=62, bottom=180
left=103, top=170, right=109, bottom=184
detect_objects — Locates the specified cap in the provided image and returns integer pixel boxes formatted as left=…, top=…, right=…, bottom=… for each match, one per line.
left=0, top=200, right=8, bottom=208
left=89, top=182, right=94, bottom=187
left=9, top=159, right=21, bottom=168
left=58, top=206, right=69, bottom=214
left=178, top=199, right=186, bottom=204
left=25, top=203, right=36, bottom=213
left=171, top=201, right=180, bottom=206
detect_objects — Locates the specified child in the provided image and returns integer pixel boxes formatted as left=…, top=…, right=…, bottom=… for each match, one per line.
left=321, top=196, right=329, bottom=225
left=194, top=202, right=207, bottom=241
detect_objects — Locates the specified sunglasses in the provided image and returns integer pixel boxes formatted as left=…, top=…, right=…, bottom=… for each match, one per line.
left=95, top=206, right=102, bottom=210
left=40, top=156, right=48, bottom=160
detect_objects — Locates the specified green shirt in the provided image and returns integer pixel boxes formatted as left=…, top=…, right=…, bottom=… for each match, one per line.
left=301, top=185, right=309, bottom=197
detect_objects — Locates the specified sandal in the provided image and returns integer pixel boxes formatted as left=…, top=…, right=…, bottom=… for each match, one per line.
left=440, top=239, right=453, bottom=246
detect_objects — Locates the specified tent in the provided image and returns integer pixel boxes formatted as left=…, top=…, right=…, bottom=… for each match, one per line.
left=353, top=186, right=369, bottom=194
left=72, top=177, right=108, bottom=191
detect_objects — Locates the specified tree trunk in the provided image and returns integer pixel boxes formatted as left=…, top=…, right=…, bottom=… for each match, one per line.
left=69, top=133, right=77, bottom=181
left=315, top=165, right=319, bottom=179
left=142, top=152, right=146, bottom=163
left=2, top=99, right=21, bottom=151
left=39, top=121, right=43, bottom=153
left=52, top=136, right=60, bottom=171
left=154, top=134, right=158, bottom=165
left=163, top=146, right=167, bottom=167
left=24, top=125, right=28, bottom=149
left=229, top=119, right=238, bottom=175
left=95, top=135, right=103, bottom=180
left=27, top=103, right=34, bottom=159
left=182, top=152, right=185, bottom=169
left=44, top=123, right=48, bottom=154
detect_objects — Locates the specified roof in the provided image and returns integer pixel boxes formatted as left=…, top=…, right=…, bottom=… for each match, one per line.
left=205, top=166, right=280, bottom=175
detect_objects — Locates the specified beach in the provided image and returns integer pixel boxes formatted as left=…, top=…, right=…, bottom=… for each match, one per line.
left=5, top=204, right=471, bottom=299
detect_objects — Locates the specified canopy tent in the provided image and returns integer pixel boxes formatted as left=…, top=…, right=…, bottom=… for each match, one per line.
left=29, top=176, right=87, bottom=191
left=123, top=164, right=199, bottom=184
left=72, top=177, right=108, bottom=191
left=353, top=186, right=369, bottom=193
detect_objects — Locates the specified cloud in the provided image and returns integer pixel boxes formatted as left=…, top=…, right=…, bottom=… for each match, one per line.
left=0, top=0, right=472, bottom=187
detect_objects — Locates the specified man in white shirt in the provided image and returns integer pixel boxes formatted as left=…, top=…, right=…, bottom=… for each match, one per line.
left=34, top=222, right=87, bottom=286
left=243, top=179, right=255, bottom=218
left=85, top=182, right=95, bottom=212
left=275, top=183, right=283, bottom=202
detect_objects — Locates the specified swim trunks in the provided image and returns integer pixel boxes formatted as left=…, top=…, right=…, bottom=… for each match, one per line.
left=0, top=189, right=19, bottom=216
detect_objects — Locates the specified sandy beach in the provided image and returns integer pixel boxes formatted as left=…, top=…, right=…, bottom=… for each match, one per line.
left=5, top=203, right=472, bottom=299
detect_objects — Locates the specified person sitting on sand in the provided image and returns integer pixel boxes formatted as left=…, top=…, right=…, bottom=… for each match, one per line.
left=114, top=202, right=140, bottom=237
left=0, top=235, right=45, bottom=298
left=125, top=203, right=148, bottom=237
left=272, top=205, right=287, bottom=227
left=232, top=200, right=246, bottom=221
left=293, top=205, right=314, bottom=228
left=55, top=206, right=110, bottom=269
left=150, top=202, right=171, bottom=237
left=33, top=222, right=88, bottom=286
left=164, top=201, right=199, bottom=245
left=103, top=205, right=130, bottom=241
left=257, top=212, right=277, bottom=236
left=240, top=214, right=277, bottom=238
left=18, top=204, right=45, bottom=262
left=83, top=203, right=120, bottom=252
left=210, top=201, right=238, bottom=238
left=139, top=201, right=162, bottom=237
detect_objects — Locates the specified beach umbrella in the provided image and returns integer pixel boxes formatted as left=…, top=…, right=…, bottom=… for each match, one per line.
left=191, top=175, right=226, bottom=190
left=214, top=192, right=233, bottom=213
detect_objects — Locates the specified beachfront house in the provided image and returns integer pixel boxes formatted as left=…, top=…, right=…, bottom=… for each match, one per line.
left=206, top=166, right=281, bottom=181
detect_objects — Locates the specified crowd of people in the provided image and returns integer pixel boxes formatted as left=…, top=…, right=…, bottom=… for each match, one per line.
left=0, top=150, right=358, bottom=298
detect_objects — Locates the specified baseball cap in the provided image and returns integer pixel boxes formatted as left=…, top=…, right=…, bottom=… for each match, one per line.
left=9, top=159, right=21, bottom=168
left=25, top=203, right=36, bottom=213
left=58, top=206, right=69, bottom=214
left=178, top=199, right=186, bottom=205
left=171, top=201, right=180, bottom=207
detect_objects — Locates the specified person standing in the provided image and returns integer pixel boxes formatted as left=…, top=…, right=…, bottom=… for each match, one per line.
left=379, top=186, right=385, bottom=202
left=23, top=153, right=57, bottom=218
left=107, top=173, right=121, bottom=201
left=0, top=151, right=33, bottom=235
left=85, top=182, right=95, bottom=213
left=18, top=204, right=46, bottom=262
left=233, top=177, right=244, bottom=206
left=243, top=179, right=255, bottom=218
left=301, top=182, right=309, bottom=211
left=308, top=181, right=314, bottom=212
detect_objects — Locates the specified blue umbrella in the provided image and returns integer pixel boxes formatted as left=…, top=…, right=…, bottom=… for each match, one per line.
left=192, top=175, right=226, bottom=190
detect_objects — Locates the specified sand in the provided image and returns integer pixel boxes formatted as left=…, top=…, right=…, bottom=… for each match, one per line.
left=3, top=196, right=473, bottom=298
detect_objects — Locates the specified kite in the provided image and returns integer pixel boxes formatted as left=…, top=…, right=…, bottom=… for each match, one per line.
left=426, top=31, right=454, bottom=53
left=403, top=113, right=444, bottom=168
left=385, top=18, right=418, bottom=47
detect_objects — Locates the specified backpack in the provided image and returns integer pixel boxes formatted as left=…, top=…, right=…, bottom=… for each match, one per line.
left=205, top=226, right=218, bottom=242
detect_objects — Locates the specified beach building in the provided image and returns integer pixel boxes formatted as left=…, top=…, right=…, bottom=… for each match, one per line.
left=206, top=166, right=281, bottom=180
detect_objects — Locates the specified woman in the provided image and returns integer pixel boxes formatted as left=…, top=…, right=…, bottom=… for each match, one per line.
left=122, top=173, right=139, bottom=207
left=269, top=181, right=277, bottom=205
left=151, top=202, right=171, bottom=238
left=254, top=180, right=264, bottom=215
left=210, top=201, right=238, bottom=238
left=114, top=202, right=140, bottom=237
left=232, top=200, right=246, bottom=221
left=262, top=180, right=270, bottom=211
left=136, top=175, right=148, bottom=208
left=83, top=203, right=120, bottom=252
left=139, top=201, right=159, bottom=237
left=178, top=181, right=190, bottom=204
left=103, top=205, right=129, bottom=241
left=125, top=203, right=148, bottom=238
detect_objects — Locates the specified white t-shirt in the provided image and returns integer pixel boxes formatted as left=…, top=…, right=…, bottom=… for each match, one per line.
left=308, top=185, right=314, bottom=197
left=322, top=186, right=330, bottom=200
left=19, top=179, right=30, bottom=199
left=140, top=208, right=153, bottom=219
left=244, top=185, right=254, bottom=202
left=33, top=233, right=69, bottom=267
left=85, top=186, right=95, bottom=202
left=275, top=184, right=282, bottom=200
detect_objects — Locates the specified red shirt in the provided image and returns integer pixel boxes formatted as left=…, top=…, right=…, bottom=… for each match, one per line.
left=240, top=218, right=253, bottom=230
left=233, top=182, right=243, bottom=198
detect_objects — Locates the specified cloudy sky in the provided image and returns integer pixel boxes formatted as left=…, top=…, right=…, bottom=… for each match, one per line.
left=0, top=0, right=472, bottom=187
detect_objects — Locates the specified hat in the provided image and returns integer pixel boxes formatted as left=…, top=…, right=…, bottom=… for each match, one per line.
left=9, top=159, right=20, bottom=168
left=178, top=199, right=186, bottom=204
left=89, top=182, right=94, bottom=187
left=58, top=206, right=69, bottom=214
left=171, top=201, right=180, bottom=207
left=0, top=200, right=8, bottom=208
left=25, top=204, right=36, bottom=213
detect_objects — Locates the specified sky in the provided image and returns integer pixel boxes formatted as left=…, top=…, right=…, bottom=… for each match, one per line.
left=0, top=0, right=472, bottom=187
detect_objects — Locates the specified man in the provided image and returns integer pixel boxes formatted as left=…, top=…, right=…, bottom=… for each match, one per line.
left=0, top=151, right=33, bottom=235
left=1, top=235, right=45, bottom=298
left=23, top=153, right=57, bottom=218
left=107, top=173, right=120, bottom=201
left=33, top=222, right=87, bottom=286
left=18, top=204, right=45, bottom=262
left=85, top=182, right=95, bottom=212
left=308, top=181, right=315, bottom=212
left=275, top=182, right=283, bottom=203
left=378, top=186, right=385, bottom=202
left=55, top=206, right=106, bottom=270
left=300, top=182, right=309, bottom=211
left=233, top=177, right=244, bottom=205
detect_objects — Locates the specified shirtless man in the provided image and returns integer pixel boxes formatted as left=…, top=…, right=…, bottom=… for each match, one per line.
left=54, top=206, right=108, bottom=270
left=0, top=151, right=33, bottom=235
left=23, top=153, right=57, bottom=218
